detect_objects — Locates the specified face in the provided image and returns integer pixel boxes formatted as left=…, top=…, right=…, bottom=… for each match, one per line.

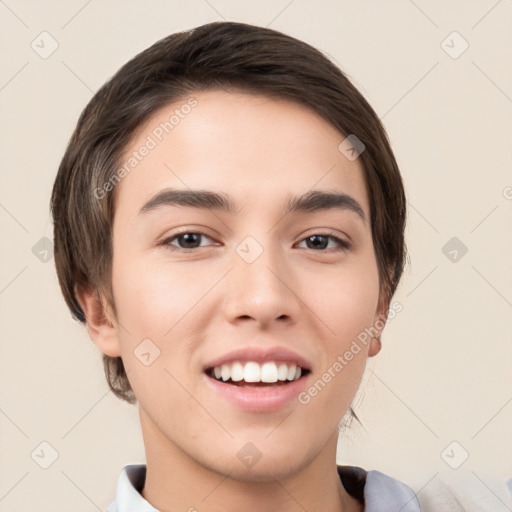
left=90, top=89, right=385, bottom=481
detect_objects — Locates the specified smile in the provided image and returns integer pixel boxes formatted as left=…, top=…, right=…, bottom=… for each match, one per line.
left=206, top=361, right=310, bottom=387
left=202, top=346, right=312, bottom=411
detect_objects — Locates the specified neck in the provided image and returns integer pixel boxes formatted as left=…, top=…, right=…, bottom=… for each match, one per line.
left=139, top=409, right=363, bottom=512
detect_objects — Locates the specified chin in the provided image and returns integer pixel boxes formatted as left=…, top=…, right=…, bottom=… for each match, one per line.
left=198, top=447, right=312, bottom=483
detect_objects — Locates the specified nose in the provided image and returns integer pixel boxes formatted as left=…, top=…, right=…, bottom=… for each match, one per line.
left=223, top=240, right=301, bottom=328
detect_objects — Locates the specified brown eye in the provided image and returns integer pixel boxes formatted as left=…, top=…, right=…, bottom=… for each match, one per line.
left=160, top=231, right=215, bottom=252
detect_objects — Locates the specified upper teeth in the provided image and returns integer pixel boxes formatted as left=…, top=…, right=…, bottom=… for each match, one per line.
left=212, top=361, right=302, bottom=383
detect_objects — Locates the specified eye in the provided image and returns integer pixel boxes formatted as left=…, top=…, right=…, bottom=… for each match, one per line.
left=296, top=233, right=351, bottom=252
left=160, top=230, right=215, bottom=252
left=158, top=230, right=351, bottom=253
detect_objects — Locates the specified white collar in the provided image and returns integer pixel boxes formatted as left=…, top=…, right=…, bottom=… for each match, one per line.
left=105, top=463, right=421, bottom=512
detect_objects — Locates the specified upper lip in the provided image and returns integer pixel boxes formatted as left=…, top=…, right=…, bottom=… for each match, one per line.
left=203, top=346, right=312, bottom=372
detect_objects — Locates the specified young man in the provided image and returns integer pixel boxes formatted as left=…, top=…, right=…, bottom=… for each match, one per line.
left=51, top=21, right=422, bottom=511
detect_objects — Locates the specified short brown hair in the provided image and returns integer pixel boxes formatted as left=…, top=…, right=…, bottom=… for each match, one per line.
left=51, top=21, right=407, bottom=407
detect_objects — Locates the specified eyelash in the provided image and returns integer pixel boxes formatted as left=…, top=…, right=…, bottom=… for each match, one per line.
left=158, top=230, right=352, bottom=253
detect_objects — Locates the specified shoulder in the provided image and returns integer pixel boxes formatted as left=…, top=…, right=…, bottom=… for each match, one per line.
left=338, top=465, right=421, bottom=511
left=338, top=465, right=512, bottom=512
left=365, top=469, right=423, bottom=511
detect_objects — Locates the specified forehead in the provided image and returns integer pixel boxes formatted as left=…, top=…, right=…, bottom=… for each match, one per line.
left=112, top=89, right=369, bottom=222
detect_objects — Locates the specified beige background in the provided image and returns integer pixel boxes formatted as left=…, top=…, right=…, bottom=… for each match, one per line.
left=1, top=1, right=511, bottom=510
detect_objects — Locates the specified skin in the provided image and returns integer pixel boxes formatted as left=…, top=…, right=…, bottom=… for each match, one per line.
left=77, top=89, right=388, bottom=512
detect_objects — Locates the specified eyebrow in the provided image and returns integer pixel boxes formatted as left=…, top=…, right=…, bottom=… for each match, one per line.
left=138, top=188, right=367, bottom=223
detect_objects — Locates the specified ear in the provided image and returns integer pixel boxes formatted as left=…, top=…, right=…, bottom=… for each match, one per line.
left=368, top=291, right=389, bottom=358
left=75, top=284, right=122, bottom=358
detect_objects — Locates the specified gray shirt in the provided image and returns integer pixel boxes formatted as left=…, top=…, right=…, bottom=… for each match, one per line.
left=105, top=464, right=421, bottom=511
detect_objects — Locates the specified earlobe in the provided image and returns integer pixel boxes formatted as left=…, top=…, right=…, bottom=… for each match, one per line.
left=75, top=284, right=122, bottom=358
left=368, top=336, right=382, bottom=357
left=368, top=297, right=389, bottom=358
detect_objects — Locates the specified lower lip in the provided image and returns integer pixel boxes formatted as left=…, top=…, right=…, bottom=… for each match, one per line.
left=203, top=373, right=310, bottom=412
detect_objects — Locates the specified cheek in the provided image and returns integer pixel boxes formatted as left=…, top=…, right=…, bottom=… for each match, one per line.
left=311, top=254, right=380, bottom=346
left=111, top=253, right=200, bottom=398
left=112, top=248, right=205, bottom=335
left=304, top=263, right=378, bottom=416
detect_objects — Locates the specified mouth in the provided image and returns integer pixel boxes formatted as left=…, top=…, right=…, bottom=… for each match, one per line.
left=202, top=346, right=313, bottom=411
left=205, top=361, right=311, bottom=388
